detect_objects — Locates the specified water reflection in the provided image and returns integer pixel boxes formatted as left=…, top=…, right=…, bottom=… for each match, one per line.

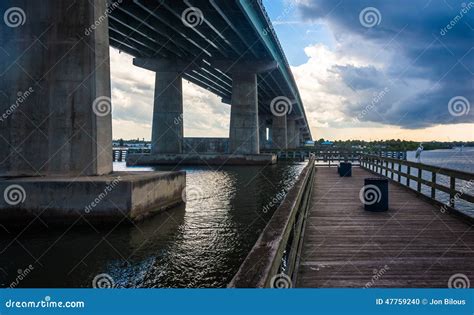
left=0, top=162, right=305, bottom=288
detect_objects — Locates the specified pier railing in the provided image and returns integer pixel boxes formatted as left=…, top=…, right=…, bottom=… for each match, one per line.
left=228, top=156, right=315, bottom=288
left=360, top=154, right=474, bottom=218
left=261, top=149, right=406, bottom=165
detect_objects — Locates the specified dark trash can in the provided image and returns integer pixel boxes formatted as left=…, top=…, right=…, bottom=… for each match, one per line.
left=361, top=178, right=388, bottom=211
left=338, top=162, right=352, bottom=177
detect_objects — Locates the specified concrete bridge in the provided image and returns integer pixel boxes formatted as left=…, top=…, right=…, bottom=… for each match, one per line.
left=0, top=0, right=311, bottom=224
left=0, top=0, right=312, bottom=225
left=108, top=0, right=312, bottom=165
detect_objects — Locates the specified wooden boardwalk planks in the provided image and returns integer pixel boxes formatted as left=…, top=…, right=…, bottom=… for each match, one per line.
left=296, top=167, right=474, bottom=288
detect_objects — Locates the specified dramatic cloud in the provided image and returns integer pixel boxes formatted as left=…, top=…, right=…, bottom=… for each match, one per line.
left=294, top=0, right=473, bottom=129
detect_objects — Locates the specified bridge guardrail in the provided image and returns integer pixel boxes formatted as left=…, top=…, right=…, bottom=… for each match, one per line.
left=360, top=154, right=474, bottom=221
left=228, top=156, right=315, bottom=288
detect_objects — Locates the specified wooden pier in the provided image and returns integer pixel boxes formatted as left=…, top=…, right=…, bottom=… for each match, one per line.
left=230, top=156, right=474, bottom=288
left=296, top=167, right=474, bottom=287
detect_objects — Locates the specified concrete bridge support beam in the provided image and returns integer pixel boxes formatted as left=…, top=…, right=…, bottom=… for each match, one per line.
left=229, top=72, right=260, bottom=155
left=271, top=115, right=287, bottom=150
left=133, top=58, right=194, bottom=155
left=0, top=0, right=112, bottom=176
left=287, top=118, right=297, bottom=149
left=0, top=1, right=185, bottom=226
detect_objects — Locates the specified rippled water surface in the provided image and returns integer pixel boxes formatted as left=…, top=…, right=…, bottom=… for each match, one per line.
left=0, top=162, right=305, bottom=288
left=404, top=147, right=474, bottom=215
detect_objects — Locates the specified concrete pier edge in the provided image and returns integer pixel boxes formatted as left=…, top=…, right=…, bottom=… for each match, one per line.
left=0, top=171, right=186, bottom=227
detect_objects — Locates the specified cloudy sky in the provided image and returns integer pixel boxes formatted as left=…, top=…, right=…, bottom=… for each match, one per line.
left=110, top=0, right=473, bottom=141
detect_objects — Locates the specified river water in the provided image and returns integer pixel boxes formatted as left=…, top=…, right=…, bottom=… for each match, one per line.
left=405, top=147, right=474, bottom=215
left=0, top=162, right=305, bottom=288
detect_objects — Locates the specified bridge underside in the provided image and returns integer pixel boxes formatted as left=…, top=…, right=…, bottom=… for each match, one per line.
left=108, top=0, right=311, bottom=160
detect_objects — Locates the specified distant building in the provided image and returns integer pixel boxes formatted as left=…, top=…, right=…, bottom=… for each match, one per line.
left=321, top=140, right=333, bottom=146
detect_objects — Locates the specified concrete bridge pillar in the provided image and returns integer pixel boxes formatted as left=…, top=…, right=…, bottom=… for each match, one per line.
left=0, top=0, right=112, bottom=176
left=294, top=127, right=301, bottom=148
left=133, top=58, right=197, bottom=155
left=287, top=118, right=297, bottom=149
left=0, top=0, right=186, bottom=225
left=229, top=72, right=260, bottom=155
left=271, top=115, right=287, bottom=150
left=211, top=60, right=278, bottom=155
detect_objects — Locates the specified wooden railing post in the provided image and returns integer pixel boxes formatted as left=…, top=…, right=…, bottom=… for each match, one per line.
left=449, top=177, right=456, bottom=208
left=431, top=172, right=436, bottom=199
left=407, top=166, right=411, bottom=187
left=398, top=163, right=402, bottom=183
left=417, top=168, right=422, bottom=194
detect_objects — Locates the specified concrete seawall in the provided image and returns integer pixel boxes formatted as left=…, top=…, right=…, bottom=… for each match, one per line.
left=0, top=171, right=186, bottom=226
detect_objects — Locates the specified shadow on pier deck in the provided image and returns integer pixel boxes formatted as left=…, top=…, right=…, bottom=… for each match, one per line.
left=296, top=167, right=474, bottom=287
